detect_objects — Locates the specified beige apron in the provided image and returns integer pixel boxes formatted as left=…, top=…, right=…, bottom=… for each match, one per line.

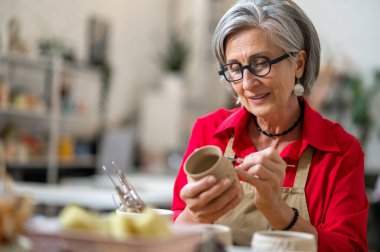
left=215, top=138, right=313, bottom=246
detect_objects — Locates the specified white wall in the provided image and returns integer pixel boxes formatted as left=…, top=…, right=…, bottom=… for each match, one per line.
left=296, top=0, right=380, bottom=84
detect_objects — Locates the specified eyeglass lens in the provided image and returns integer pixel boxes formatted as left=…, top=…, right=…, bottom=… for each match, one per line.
left=220, top=53, right=293, bottom=82
left=223, top=56, right=270, bottom=82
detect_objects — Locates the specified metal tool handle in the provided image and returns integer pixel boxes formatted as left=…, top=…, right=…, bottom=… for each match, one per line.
left=103, top=162, right=146, bottom=212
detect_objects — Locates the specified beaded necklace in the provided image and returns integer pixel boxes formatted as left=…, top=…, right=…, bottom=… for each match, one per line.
left=252, top=105, right=304, bottom=138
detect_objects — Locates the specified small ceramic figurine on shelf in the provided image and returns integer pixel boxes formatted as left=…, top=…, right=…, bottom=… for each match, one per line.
left=7, top=17, right=29, bottom=55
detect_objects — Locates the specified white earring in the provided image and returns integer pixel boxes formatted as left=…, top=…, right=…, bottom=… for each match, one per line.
left=293, top=81, right=304, bottom=97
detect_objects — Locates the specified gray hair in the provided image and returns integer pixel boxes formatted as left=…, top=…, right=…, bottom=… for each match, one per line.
left=212, top=0, right=320, bottom=96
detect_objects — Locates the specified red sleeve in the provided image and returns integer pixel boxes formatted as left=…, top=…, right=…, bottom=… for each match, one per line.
left=316, top=139, right=368, bottom=251
left=171, top=119, right=202, bottom=221
left=170, top=109, right=233, bottom=221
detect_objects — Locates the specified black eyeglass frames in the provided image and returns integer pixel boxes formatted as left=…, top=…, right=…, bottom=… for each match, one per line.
left=218, top=52, right=296, bottom=83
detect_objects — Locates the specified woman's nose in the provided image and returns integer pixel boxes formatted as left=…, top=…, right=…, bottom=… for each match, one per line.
left=242, top=69, right=259, bottom=89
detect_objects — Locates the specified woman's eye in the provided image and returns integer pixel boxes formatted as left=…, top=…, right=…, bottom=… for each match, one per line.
left=229, top=64, right=240, bottom=72
left=252, top=58, right=268, bottom=69
left=255, top=62, right=266, bottom=69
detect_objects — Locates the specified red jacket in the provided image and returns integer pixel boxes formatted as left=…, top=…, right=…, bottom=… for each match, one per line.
left=172, top=99, right=368, bottom=251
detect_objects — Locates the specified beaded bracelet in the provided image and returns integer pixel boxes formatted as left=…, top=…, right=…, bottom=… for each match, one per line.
left=282, top=207, right=299, bottom=231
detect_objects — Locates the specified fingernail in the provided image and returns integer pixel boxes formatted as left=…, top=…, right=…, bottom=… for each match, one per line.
left=223, top=178, right=231, bottom=186
left=207, top=176, right=216, bottom=184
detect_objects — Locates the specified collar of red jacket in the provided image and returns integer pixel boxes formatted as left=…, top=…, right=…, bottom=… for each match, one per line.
left=214, top=98, right=340, bottom=158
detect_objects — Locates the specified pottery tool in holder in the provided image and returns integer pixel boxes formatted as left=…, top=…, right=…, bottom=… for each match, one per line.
left=102, top=161, right=146, bottom=212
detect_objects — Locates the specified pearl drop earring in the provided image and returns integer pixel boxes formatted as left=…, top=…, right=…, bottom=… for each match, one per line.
left=293, top=80, right=304, bottom=97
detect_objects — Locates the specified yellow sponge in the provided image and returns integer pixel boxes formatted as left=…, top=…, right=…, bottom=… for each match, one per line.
left=59, top=205, right=172, bottom=239
left=108, top=212, right=136, bottom=239
left=59, top=205, right=108, bottom=236
left=131, top=208, right=172, bottom=238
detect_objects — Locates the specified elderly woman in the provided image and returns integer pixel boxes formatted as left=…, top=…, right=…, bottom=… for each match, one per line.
left=172, top=0, right=368, bottom=251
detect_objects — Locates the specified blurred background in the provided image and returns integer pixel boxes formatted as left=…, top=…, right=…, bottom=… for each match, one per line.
left=0, top=0, right=379, bottom=249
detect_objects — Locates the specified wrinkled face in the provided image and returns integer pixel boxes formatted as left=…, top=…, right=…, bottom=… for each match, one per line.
left=225, top=28, right=303, bottom=117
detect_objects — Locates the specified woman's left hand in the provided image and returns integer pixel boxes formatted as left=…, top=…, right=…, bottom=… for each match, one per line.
left=235, top=147, right=287, bottom=211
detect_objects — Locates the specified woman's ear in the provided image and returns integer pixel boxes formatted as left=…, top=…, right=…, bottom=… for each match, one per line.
left=295, top=50, right=306, bottom=79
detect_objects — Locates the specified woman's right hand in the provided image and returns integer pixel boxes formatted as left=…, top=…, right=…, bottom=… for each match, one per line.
left=176, top=175, right=242, bottom=224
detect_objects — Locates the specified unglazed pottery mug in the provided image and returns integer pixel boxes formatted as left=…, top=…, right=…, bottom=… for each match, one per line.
left=251, top=230, right=317, bottom=252
left=172, top=223, right=232, bottom=247
left=184, top=145, right=239, bottom=184
left=195, top=224, right=232, bottom=247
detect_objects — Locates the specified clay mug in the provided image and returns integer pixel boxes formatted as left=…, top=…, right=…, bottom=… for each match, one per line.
left=251, top=230, right=317, bottom=252
left=184, top=145, right=239, bottom=185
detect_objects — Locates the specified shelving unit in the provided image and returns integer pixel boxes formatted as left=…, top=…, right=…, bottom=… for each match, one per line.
left=0, top=54, right=102, bottom=184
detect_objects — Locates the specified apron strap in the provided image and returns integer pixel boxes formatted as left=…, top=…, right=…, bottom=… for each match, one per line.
left=224, top=137, right=236, bottom=160
left=293, top=145, right=314, bottom=189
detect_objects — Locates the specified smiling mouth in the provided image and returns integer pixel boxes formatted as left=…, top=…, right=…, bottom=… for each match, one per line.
left=251, top=93, right=270, bottom=100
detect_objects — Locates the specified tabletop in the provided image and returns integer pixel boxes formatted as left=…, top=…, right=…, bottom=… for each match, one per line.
left=13, top=173, right=175, bottom=210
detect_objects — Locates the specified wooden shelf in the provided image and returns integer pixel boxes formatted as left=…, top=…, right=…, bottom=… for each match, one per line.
left=0, top=54, right=56, bottom=70
left=0, top=109, right=50, bottom=120
left=1, top=54, right=102, bottom=184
